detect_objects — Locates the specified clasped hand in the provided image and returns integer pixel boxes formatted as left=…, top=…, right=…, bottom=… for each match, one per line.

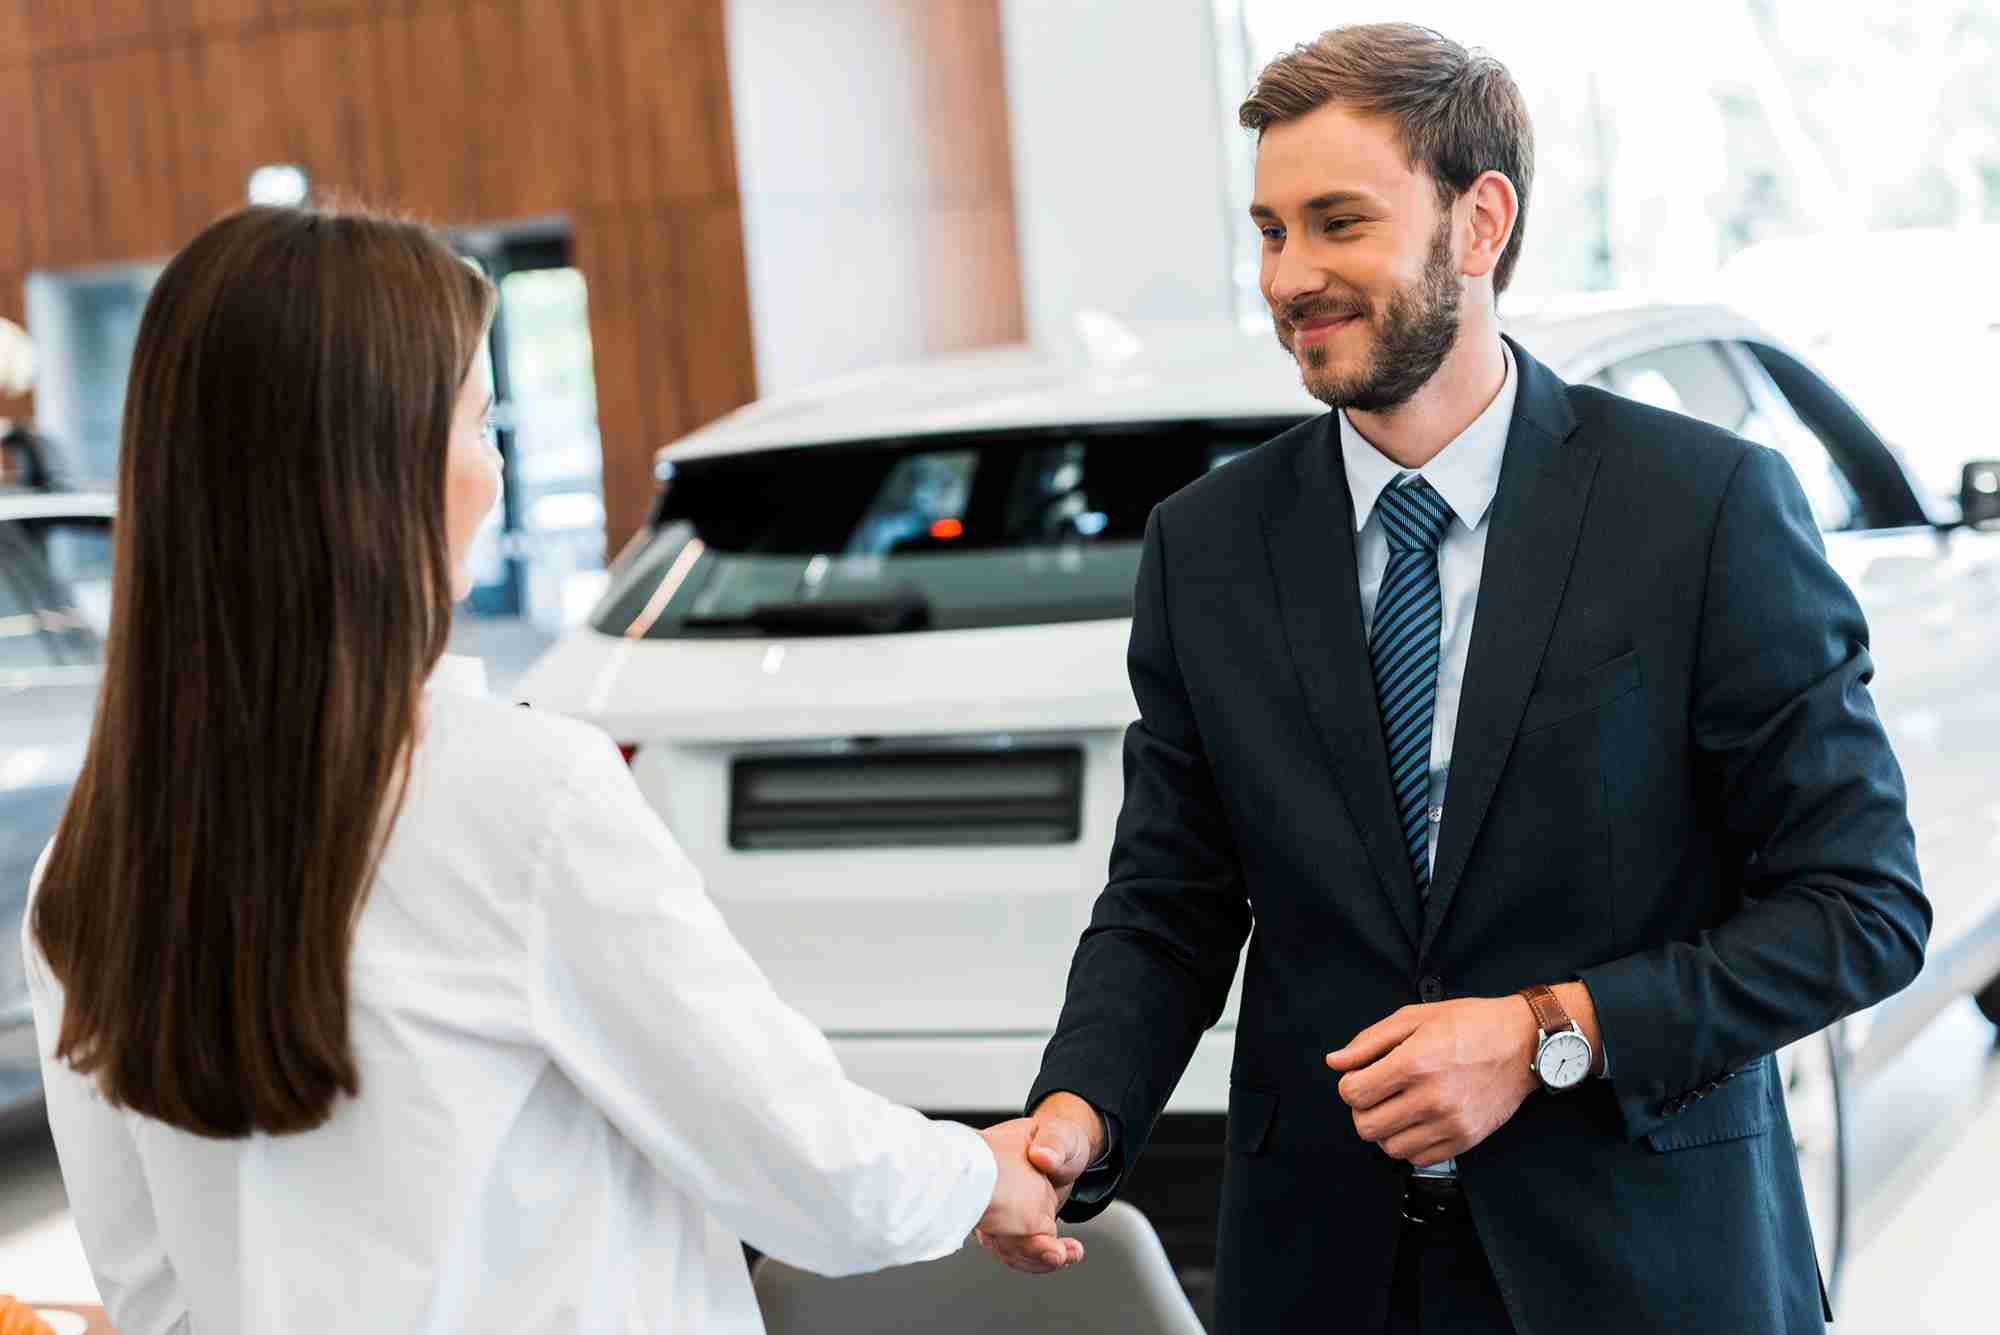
left=1326, top=996, right=1541, bottom=1167
left=972, top=1102, right=1098, bottom=1275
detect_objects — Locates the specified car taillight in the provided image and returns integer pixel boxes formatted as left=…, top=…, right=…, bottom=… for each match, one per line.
left=617, top=744, right=640, bottom=766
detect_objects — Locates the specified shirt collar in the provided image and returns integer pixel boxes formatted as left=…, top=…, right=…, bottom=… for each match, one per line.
left=1338, top=338, right=1517, bottom=534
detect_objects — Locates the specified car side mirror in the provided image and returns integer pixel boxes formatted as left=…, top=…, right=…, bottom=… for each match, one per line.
left=1963, top=461, right=2000, bottom=528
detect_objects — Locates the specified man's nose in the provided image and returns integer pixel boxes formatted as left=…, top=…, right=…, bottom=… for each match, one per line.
left=1266, top=241, right=1327, bottom=310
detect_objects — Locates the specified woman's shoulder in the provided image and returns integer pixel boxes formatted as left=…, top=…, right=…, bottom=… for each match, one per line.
left=418, top=689, right=623, bottom=804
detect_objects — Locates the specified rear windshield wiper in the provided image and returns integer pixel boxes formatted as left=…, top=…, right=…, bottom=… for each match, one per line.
left=679, top=590, right=933, bottom=636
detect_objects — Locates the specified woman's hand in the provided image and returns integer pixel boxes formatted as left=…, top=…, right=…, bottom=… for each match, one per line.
left=973, top=1120, right=1084, bottom=1272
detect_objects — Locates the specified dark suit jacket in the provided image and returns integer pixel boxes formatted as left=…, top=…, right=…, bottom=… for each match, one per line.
left=1027, top=336, right=1929, bottom=1334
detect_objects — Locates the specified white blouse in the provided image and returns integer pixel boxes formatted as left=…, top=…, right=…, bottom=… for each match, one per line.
left=22, top=659, right=995, bottom=1333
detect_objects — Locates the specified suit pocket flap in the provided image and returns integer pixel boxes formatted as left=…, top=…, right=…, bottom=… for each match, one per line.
left=1645, top=1059, right=1774, bottom=1151
left=1520, top=649, right=1641, bottom=734
left=1228, top=1085, right=1277, bottom=1154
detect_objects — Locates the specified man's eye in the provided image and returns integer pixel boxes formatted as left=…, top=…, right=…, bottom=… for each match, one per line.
left=1260, top=226, right=1284, bottom=243
left=1325, top=217, right=1359, bottom=233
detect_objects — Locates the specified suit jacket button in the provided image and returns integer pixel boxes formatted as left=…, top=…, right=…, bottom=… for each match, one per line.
left=1419, top=975, right=1444, bottom=1002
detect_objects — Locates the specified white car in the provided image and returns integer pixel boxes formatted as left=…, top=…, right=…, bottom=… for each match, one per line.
left=519, top=300, right=2000, bottom=1300
left=0, top=485, right=115, bottom=1129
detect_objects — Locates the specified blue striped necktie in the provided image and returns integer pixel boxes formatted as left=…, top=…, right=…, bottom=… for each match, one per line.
left=1368, top=477, right=1456, bottom=909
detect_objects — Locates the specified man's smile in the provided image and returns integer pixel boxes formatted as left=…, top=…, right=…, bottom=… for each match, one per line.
left=1291, top=312, right=1362, bottom=345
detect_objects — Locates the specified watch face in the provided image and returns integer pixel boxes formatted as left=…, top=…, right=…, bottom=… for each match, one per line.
left=1537, top=1031, right=1592, bottom=1089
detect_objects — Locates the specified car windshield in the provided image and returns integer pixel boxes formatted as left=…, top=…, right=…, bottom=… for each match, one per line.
left=588, top=421, right=1302, bottom=638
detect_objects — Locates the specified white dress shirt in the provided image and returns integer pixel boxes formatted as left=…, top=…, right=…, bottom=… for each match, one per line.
left=1342, top=340, right=1516, bottom=879
left=24, top=656, right=995, bottom=1334
left=1342, top=343, right=1517, bottom=1179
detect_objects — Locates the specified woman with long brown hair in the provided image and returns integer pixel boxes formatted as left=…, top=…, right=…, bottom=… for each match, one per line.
left=23, top=206, right=1077, bottom=1332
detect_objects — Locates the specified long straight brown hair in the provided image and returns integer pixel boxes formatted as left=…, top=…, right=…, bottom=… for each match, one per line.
left=32, top=205, right=495, bottom=1137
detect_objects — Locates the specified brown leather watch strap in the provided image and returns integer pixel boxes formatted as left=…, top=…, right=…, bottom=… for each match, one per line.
left=1518, top=983, right=1573, bottom=1037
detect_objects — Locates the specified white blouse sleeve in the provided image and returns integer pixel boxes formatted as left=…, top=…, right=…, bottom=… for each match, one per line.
left=524, top=729, right=996, bottom=1278
left=21, top=849, right=191, bottom=1335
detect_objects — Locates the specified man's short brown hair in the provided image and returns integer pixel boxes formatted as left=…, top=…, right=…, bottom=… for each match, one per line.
left=1239, top=22, right=1535, bottom=297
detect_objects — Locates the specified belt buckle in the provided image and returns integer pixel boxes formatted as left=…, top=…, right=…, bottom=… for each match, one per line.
left=1400, top=1174, right=1460, bottom=1227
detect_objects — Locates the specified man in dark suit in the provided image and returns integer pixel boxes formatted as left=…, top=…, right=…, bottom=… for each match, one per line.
left=973, top=22, right=1928, bottom=1335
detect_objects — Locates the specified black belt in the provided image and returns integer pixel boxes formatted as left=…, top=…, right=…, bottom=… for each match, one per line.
left=1400, top=1173, right=1468, bottom=1229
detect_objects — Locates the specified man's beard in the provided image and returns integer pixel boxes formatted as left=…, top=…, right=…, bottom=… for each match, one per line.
left=1275, top=216, right=1462, bottom=413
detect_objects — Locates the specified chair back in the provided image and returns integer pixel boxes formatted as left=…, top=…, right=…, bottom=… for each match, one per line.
left=752, top=1200, right=1207, bottom=1335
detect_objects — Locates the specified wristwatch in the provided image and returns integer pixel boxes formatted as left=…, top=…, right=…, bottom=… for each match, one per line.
left=1519, top=983, right=1593, bottom=1092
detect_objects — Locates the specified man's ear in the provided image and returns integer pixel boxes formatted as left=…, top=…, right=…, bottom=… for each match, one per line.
left=1460, top=170, right=1519, bottom=282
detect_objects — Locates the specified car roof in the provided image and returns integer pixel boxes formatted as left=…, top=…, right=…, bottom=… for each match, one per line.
left=664, top=297, right=1776, bottom=463
left=0, top=489, right=117, bottom=523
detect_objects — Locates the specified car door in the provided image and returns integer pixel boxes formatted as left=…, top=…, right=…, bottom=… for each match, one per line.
left=0, top=516, right=106, bottom=1109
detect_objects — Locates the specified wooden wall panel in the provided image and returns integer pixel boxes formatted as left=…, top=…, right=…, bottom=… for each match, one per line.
left=620, top=1, right=732, bottom=207
left=268, top=22, right=365, bottom=207
left=177, top=30, right=281, bottom=219
left=30, top=60, right=103, bottom=266
left=26, top=2, right=95, bottom=53
left=179, top=0, right=262, bottom=36
left=352, top=15, right=405, bottom=207
left=386, top=6, right=482, bottom=221
left=574, top=210, right=662, bottom=549
left=92, top=0, right=166, bottom=47
left=3, top=0, right=1023, bottom=555
left=0, top=1, right=30, bottom=67
left=269, top=0, right=365, bottom=20
left=674, top=201, right=756, bottom=427
left=512, top=1, right=600, bottom=212
left=161, top=38, right=223, bottom=240
left=463, top=0, right=536, bottom=218
left=573, top=0, right=633, bottom=208
left=0, top=66, right=34, bottom=272
left=638, top=216, right=688, bottom=526
left=28, top=0, right=167, bottom=52
left=85, top=44, right=180, bottom=260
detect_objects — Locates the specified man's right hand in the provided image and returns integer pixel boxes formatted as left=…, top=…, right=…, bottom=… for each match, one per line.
left=1023, top=1091, right=1104, bottom=1210
left=973, top=1094, right=1105, bottom=1274
left=974, top=1120, right=1080, bottom=1272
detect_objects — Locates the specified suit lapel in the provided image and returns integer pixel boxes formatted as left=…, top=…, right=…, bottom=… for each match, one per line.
left=1421, top=337, right=1597, bottom=958
left=1263, top=416, right=1423, bottom=954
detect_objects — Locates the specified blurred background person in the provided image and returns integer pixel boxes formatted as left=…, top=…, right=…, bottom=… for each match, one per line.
left=0, top=318, right=73, bottom=492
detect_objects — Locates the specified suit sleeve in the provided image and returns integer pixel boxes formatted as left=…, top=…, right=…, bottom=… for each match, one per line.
left=1027, top=508, right=1252, bottom=1220
left=1578, top=444, right=1930, bottom=1141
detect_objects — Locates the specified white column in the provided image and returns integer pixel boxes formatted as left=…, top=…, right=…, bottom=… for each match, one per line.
left=997, top=0, right=1243, bottom=346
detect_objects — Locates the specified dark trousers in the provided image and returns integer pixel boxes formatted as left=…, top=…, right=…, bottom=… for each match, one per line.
left=1387, top=1179, right=1516, bottom=1335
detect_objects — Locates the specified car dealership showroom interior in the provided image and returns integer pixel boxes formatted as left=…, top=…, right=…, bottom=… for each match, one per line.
left=3, top=1, right=2000, bottom=1331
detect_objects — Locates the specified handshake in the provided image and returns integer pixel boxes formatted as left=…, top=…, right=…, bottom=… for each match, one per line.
left=969, top=1092, right=1105, bottom=1274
